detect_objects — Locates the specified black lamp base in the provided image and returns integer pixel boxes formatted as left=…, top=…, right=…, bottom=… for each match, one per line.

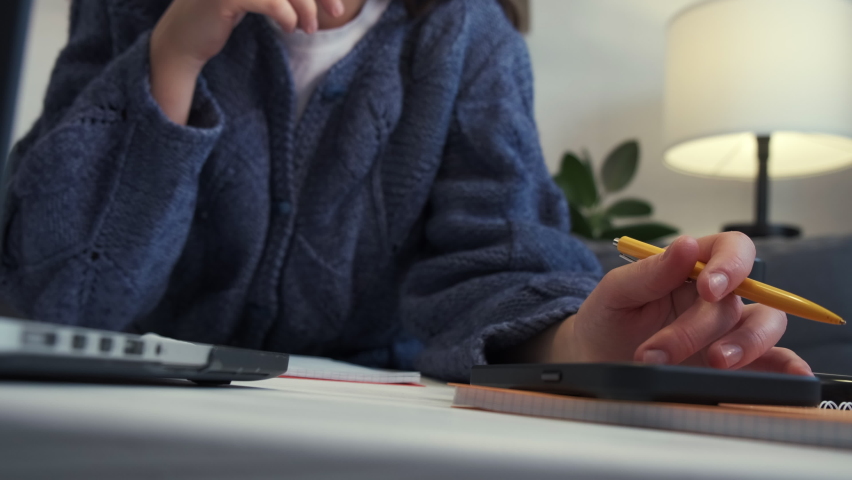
left=722, top=223, right=800, bottom=238
left=724, top=136, right=801, bottom=240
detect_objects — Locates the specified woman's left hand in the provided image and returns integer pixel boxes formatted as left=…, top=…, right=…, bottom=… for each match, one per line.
left=521, top=232, right=812, bottom=376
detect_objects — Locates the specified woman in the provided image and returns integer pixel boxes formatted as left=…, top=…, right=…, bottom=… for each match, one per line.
left=0, top=0, right=810, bottom=380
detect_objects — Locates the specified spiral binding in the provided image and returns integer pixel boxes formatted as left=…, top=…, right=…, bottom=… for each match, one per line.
left=819, top=400, right=852, bottom=410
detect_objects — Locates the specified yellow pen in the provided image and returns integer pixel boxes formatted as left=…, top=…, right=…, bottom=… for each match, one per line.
left=613, top=236, right=846, bottom=326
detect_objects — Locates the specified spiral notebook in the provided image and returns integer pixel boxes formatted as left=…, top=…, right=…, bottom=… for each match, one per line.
left=451, top=384, right=852, bottom=449
left=280, top=355, right=421, bottom=384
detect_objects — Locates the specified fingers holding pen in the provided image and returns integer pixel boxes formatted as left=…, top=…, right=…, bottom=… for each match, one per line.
left=575, top=233, right=817, bottom=376
left=704, top=304, right=788, bottom=370
left=694, top=231, right=756, bottom=302
left=635, top=300, right=799, bottom=376
left=596, top=235, right=698, bottom=311
left=634, top=293, right=743, bottom=366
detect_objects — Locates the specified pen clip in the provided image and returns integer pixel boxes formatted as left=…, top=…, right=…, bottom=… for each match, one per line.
left=614, top=238, right=637, bottom=264
left=619, top=253, right=638, bottom=264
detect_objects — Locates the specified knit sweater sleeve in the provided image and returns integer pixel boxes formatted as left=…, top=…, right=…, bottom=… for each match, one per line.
left=401, top=20, right=602, bottom=382
left=0, top=0, right=223, bottom=329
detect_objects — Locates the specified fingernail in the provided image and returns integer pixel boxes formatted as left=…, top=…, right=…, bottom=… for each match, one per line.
left=642, top=349, right=669, bottom=365
left=308, top=18, right=318, bottom=33
left=708, top=273, right=729, bottom=298
left=333, top=2, right=345, bottom=16
left=720, top=344, right=743, bottom=368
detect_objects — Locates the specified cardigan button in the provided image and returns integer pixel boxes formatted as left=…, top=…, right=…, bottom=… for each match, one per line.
left=276, top=201, right=292, bottom=215
left=322, top=86, right=346, bottom=102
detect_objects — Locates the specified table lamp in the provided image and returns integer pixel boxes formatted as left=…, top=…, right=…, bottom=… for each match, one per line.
left=663, top=0, right=852, bottom=237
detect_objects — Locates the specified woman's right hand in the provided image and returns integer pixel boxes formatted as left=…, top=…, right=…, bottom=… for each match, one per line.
left=150, top=0, right=344, bottom=125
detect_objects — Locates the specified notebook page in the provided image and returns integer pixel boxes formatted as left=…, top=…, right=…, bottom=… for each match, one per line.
left=451, top=384, right=852, bottom=449
left=281, top=355, right=421, bottom=384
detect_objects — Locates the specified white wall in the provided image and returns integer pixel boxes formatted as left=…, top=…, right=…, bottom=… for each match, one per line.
left=13, top=0, right=852, bottom=238
left=527, top=0, right=852, bottom=238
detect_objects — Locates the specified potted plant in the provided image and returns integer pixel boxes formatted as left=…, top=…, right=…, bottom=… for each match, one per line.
left=552, top=140, right=677, bottom=243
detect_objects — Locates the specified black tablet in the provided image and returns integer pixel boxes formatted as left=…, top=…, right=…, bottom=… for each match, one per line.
left=816, top=372, right=852, bottom=404
left=470, top=362, right=822, bottom=406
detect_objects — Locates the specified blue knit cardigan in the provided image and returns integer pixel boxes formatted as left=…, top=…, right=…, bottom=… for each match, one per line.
left=0, top=0, right=601, bottom=381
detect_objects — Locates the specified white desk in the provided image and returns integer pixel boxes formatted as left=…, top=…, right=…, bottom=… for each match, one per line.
left=1, top=376, right=851, bottom=479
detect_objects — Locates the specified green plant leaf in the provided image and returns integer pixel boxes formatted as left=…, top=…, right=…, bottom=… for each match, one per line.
left=553, top=152, right=598, bottom=208
left=569, top=203, right=594, bottom=239
left=601, top=140, right=639, bottom=193
left=605, top=198, right=653, bottom=218
left=600, top=223, right=679, bottom=243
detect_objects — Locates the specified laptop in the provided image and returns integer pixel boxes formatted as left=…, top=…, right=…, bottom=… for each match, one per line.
left=0, top=3, right=288, bottom=386
left=0, top=317, right=289, bottom=385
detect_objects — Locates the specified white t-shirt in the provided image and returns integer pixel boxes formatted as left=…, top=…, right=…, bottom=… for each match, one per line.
left=270, top=0, right=392, bottom=119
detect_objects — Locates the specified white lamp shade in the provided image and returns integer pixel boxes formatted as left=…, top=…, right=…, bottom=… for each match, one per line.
left=664, top=0, right=852, bottom=179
